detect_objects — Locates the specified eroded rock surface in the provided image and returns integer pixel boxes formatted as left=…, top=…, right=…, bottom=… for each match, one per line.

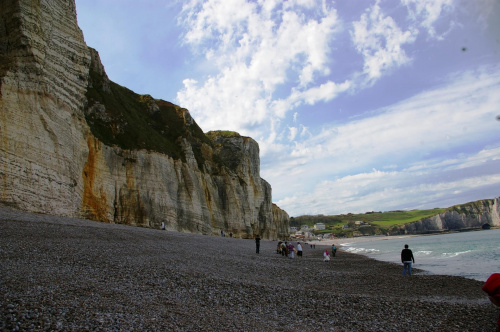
left=0, top=0, right=289, bottom=239
left=400, top=198, right=500, bottom=234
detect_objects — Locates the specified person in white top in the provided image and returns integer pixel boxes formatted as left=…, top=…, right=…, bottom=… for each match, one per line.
left=296, top=242, right=303, bottom=257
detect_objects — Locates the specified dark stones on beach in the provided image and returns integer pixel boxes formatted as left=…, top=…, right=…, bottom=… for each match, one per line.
left=0, top=206, right=497, bottom=331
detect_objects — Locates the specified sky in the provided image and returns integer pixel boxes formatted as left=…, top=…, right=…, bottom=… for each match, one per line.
left=74, top=0, right=500, bottom=217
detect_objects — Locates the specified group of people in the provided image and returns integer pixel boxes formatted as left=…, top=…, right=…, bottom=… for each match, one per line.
left=272, top=240, right=340, bottom=262
left=220, top=230, right=233, bottom=238
left=275, top=241, right=303, bottom=258
left=261, top=238, right=500, bottom=329
left=323, top=244, right=337, bottom=262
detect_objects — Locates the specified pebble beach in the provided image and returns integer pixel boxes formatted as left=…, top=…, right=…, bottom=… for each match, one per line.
left=1, top=206, right=498, bottom=331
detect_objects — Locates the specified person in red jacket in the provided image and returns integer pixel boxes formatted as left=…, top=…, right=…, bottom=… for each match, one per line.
left=482, top=273, right=500, bottom=331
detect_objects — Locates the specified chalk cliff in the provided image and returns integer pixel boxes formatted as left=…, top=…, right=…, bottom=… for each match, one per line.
left=0, top=0, right=289, bottom=238
left=397, top=198, right=500, bottom=234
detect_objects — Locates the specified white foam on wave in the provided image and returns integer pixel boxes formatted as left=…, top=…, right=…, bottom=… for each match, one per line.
left=344, top=247, right=380, bottom=254
left=441, top=250, right=472, bottom=258
left=416, top=250, right=432, bottom=255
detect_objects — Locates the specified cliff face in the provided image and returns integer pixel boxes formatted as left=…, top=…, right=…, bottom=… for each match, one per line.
left=399, top=198, right=500, bottom=234
left=0, top=0, right=289, bottom=239
left=272, top=204, right=290, bottom=240
left=0, top=0, right=91, bottom=216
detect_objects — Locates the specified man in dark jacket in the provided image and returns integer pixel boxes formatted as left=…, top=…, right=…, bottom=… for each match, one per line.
left=401, top=244, right=415, bottom=276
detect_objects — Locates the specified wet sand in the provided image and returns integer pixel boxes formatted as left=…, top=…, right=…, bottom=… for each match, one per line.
left=1, top=206, right=498, bottom=331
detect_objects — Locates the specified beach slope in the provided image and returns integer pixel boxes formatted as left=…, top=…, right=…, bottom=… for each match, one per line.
left=1, top=207, right=497, bottom=331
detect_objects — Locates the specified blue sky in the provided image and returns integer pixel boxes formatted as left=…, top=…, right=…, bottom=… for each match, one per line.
left=75, top=0, right=500, bottom=216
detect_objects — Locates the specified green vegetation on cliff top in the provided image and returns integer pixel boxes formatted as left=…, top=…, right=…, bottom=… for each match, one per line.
left=292, top=209, right=447, bottom=236
left=206, top=131, right=241, bottom=140
left=292, top=208, right=446, bottom=230
left=84, top=52, right=220, bottom=169
left=83, top=51, right=253, bottom=175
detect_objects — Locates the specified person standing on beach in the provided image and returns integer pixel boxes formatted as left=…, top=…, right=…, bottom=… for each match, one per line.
left=331, top=244, right=337, bottom=257
left=283, top=242, right=289, bottom=257
left=255, top=235, right=261, bottom=254
left=288, top=242, right=295, bottom=258
left=297, top=242, right=303, bottom=257
left=482, top=273, right=500, bottom=331
left=323, top=250, right=330, bottom=262
left=401, top=244, right=415, bottom=276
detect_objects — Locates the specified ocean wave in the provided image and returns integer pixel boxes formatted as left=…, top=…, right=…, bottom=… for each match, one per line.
left=416, top=250, right=432, bottom=255
left=344, top=247, right=380, bottom=254
left=441, top=250, right=472, bottom=258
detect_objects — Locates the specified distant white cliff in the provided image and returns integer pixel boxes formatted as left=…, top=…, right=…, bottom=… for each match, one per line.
left=399, top=198, right=500, bottom=234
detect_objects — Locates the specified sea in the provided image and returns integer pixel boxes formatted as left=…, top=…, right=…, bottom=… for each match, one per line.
left=340, top=228, right=500, bottom=281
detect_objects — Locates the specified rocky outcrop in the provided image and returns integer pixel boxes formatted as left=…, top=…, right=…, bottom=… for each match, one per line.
left=0, top=0, right=289, bottom=239
left=272, top=204, right=290, bottom=240
left=397, top=198, right=500, bottom=234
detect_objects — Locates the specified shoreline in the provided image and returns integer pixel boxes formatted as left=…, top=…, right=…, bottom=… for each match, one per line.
left=308, top=226, right=500, bottom=247
left=309, top=234, right=417, bottom=246
left=1, top=206, right=498, bottom=331
left=309, top=230, right=499, bottom=282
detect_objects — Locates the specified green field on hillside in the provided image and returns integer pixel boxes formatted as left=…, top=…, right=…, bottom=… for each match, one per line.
left=292, top=208, right=445, bottom=227
left=291, top=208, right=446, bottom=236
left=362, top=209, right=446, bottom=227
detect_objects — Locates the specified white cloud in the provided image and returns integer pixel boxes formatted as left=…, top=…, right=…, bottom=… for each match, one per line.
left=300, top=125, right=311, bottom=138
left=444, top=146, right=500, bottom=171
left=292, top=66, right=500, bottom=164
left=176, top=0, right=341, bottom=138
left=288, top=126, right=298, bottom=141
left=277, top=163, right=500, bottom=216
left=291, top=80, right=351, bottom=105
left=402, top=0, right=454, bottom=39
left=266, top=66, right=500, bottom=215
left=180, top=0, right=257, bottom=47
left=351, top=1, right=418, bottom=85
left=284, top=0, right=317, bottom=10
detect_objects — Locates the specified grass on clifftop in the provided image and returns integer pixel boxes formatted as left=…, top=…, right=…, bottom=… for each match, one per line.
left=205, top=131, right=241, bottom=140
left=84, top=56, right=213, bottom=167
left=292, top=208, right=446, bottom=227
left=292, top=208, right=446, bottom=236
left=364, top=209, right=446, bottom=227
